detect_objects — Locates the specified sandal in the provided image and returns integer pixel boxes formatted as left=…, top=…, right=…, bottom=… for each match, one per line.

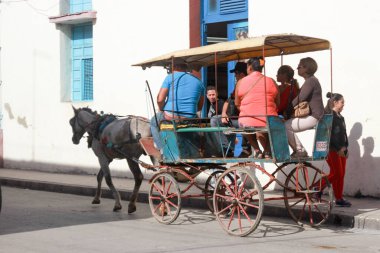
left=238, top=149, right=252, bottom=158
left=253, top=150, right=263, bottom=159
left=264, top=151, right=272, bottom=159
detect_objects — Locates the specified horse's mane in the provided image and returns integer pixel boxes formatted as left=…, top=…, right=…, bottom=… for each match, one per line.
left=80, top=107, right=98, bottom=115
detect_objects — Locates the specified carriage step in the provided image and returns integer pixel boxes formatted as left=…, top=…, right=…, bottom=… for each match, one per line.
left=139, top=137, right=161, bottom=158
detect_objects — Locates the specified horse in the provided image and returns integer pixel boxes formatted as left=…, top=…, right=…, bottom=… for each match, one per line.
left=69, top=106, right=159, bottom=213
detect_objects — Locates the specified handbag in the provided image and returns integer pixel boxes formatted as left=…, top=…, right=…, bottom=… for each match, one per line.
left=292, top=101, right=310, bottom=118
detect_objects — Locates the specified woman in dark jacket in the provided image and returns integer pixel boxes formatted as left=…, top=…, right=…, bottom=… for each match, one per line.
left=324, top=92, right=351, bottom=207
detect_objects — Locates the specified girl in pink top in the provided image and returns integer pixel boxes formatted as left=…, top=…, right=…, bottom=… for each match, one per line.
left=235, top=57, right=279, bottom=158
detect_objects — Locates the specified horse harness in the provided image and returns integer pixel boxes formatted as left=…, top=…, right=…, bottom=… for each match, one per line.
left=87, top=114, right=147, bottom=157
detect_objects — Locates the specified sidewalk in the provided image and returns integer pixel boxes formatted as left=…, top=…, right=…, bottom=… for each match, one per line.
left=1, top=168, right=380, bottom=230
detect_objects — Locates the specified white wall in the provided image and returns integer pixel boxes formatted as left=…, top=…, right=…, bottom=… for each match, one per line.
left=0, top=0, right=189, bottom=177
left=2, top=0, right=380, bottom=197
left=250, top=0, right=380, bottom=197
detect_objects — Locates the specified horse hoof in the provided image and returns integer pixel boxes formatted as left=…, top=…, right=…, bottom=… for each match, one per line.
left=92, top=199, right=100, bottom=204
left=128, top=205, right=136, bottom=214
left=113, top=205, right=122, bottom=212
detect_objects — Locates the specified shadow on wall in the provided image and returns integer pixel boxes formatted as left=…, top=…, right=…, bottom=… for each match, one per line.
left=345, top=122, right=380, bottom=198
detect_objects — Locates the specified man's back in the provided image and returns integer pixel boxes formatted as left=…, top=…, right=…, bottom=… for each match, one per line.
left=163, top=72, right=204, bottom=118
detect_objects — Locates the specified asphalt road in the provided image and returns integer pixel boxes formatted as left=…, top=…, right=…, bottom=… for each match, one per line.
left=1, top=186, right=380, bottom=253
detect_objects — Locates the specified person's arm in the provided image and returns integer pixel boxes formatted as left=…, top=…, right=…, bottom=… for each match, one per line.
left=157, top=88, right=169, bottom=111
left=234, top=80, right=242, bottom=110
left=272, top=79, right=281, bottom=107
left=221, top=101, right=229, bottom=124
left=197, top=95, right=205, bottom=111
left=292, top=78, right=313, bottom=107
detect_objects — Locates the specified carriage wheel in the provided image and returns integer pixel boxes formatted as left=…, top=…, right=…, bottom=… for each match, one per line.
left=149, top=173, right=181, bottom=224
left=284, top=163, right=333, bottom=227
left=204, top=170, right=233, bottom=212
left=213, top=167, right=264, bottom=237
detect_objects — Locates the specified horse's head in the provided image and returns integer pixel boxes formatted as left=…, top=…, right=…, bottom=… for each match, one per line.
left=69, top=106, right=87, bottom=144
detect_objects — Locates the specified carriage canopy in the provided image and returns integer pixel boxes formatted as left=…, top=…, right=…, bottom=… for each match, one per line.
left=132, top=34, right=330, bottom=69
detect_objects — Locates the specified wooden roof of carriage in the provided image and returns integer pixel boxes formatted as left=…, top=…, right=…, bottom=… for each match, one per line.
left=132, top=34, right=331, bottom=69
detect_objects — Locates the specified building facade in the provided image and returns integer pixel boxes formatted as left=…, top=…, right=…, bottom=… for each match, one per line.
left=0, top=0, right=379, bottom=197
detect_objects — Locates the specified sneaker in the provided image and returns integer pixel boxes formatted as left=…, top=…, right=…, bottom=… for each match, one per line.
left=291, top=150, right=308, bottom=159
left=335, top=199, right=352, bottom=207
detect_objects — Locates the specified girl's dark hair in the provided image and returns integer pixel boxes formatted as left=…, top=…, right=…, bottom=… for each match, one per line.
left=247, top=57, right=264, bottom=72
left=277, top=65, right=300, bottom=89
left=325, top=92, right=343, bottom=113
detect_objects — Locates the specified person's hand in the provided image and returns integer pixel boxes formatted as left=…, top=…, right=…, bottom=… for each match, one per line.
left=338, top=147, right=348, bottom=157
left=221, top=117, right=228, bottom=124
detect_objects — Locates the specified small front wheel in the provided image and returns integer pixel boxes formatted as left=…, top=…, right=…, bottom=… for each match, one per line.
left=213, top=166, right=264, bottom=237
left=149, top=173, right=181, bottom=224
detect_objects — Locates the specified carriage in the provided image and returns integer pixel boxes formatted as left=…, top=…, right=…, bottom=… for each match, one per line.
left=133, top=34, right=333, bottom=237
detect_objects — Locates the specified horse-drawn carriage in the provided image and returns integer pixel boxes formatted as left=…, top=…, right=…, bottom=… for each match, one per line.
left=70, top=33, right=334, bottom=237
left=133, top=34, right=334, bottom=236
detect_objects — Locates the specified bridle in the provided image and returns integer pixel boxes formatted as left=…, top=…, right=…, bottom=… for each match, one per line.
left=71, top=110, right=99, bottom=139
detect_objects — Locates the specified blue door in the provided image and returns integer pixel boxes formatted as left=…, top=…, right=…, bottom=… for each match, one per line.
left=227, top=21, right=248, bottom=156
left=227, top=21, right=248, bottom=95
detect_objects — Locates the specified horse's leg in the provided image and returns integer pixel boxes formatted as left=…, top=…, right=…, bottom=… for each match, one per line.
left=92, top=169, right=104, bottom=204
left=98, top=157, right=122, bottom=212
left=126, top=158, right=143, bottom=214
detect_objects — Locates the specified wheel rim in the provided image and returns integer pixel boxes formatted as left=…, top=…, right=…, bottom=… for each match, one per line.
left=284, top=164, right=333, bottom=227
left=149, top=173, right=181, bottom=224
left=213, top=167, right=264, bottom=237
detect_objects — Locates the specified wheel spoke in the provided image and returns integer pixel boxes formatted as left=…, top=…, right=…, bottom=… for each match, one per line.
left=239, top=200, right=260, bottom=210
left=215, top=203, right=234, bottom=215
left=152, top=182, right=164, bottom=196
left=227, top=206, right=237, bottom=230
left=215, top=193, right=233, bottom=201
left=166, top=198, right=179, bottom=209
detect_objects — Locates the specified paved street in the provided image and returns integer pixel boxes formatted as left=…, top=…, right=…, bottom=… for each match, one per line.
left=1, top=186, right=380, bottom=253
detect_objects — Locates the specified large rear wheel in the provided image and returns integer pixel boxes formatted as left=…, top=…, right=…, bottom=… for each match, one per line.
left=213, top=166, right=264, bottom=237
left=284, top=163, right=333, bottom=227
left=149, top=173, right=181, bottom=224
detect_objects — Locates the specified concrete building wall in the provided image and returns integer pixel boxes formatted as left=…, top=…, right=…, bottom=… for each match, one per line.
left=250, top=0, right=380, bottom=197
left=2, top=0, right=380, bottom=197
left=0, top=0, right=189, bottom=177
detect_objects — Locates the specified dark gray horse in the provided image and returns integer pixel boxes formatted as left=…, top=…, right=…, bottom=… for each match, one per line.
left=69, top=106, right=158, bottom=213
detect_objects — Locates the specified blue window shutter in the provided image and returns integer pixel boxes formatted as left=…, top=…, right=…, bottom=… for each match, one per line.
left=70, top=0, right=92, bottom=13
left=71, top=23, right=93, bottom=101
left=203, top=0, right=247, bottom=23
left=220, top=0, right=247, bottom=15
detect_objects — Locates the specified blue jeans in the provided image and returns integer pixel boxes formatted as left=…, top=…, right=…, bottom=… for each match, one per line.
left=150, top=112, right=165, bottom=151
